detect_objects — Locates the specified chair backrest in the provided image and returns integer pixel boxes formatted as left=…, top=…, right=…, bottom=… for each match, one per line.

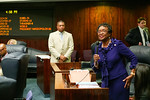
left=28, top=47, right=49, bottom=63
left=1, top=52, right=24, bottom=79
left=17, top=40, right=27, bottom=46
left=129, top=46, right=150, bottom=65
left=6, top=45, right=28, bottom=53
left=83, top=50, right=92, bottom=61
left=71, top=50, right=77, bottom=62
left=126, top=46, right=150, bottom=95
left=1, top=53, right=29, bottom=97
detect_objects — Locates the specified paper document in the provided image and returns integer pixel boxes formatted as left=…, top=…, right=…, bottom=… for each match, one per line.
left=77, top=82, right=100, bottom=88
left=69, top=69, right=91, bottom=83
left=35, top=55, right=51, bottom=59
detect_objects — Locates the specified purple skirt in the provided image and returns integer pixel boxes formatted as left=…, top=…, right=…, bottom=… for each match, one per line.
left=104, top=73, right=129, bottom=100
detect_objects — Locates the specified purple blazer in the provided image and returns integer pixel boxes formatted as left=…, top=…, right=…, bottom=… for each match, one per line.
left=92, top=38, right=137, bottom=87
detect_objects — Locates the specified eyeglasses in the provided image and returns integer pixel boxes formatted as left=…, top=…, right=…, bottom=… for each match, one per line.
left=98, top=29, right=108, bottom=33
left=0, top=48, right=5, bottom=52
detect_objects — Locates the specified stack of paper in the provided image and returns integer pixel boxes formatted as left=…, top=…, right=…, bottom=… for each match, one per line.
left=35, top=55, right=51, bottom=59
left=77, top=82, right=100, bottom=88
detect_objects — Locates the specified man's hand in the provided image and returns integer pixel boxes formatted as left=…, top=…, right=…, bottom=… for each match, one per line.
left=60, top=55, right=67, bottom=62
left=138, top=42, right=142, bottom=46
left=58, top=59, right=63, bottom=63
left=147, top=43, right=150, bottom=47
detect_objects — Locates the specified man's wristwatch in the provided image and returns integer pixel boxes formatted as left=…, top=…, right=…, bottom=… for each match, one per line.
left=57, top=57, right=60, bottom=60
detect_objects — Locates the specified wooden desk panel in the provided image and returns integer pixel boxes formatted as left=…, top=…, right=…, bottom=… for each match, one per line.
left=51, top=73, right=109, bottom=100
left=55, top=88, right=109, bottom=100
left=56, top=62, right=81, bottom=70
left=37, top=57, right=81, bottom=94
left=37, top=57, right=51, bottom=94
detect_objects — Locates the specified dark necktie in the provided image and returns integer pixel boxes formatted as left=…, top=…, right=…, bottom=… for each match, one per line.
left=143, top=30, right=147, bottom=45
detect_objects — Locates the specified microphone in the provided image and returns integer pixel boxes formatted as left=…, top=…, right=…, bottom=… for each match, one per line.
left=96, top=41, right=100, bottom=45
left=96, top=41, right=100, bottom=54
left=95, top=41, right=100, bottom=68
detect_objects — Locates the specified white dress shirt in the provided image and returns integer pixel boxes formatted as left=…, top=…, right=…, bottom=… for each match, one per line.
left=138, top=26, right=148, bottom=46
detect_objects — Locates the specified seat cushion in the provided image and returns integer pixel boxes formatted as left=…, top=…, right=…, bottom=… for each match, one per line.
left=0, top=76, right=16, bottom=100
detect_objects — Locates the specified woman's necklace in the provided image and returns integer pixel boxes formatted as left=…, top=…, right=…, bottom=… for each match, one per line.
left=102, top=39, right=111, bottom=48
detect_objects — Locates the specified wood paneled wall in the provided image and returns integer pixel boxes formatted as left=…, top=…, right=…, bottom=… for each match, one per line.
left=1, top=1, right=150, bottom=57
left=54, top=1, right=150, bottom=57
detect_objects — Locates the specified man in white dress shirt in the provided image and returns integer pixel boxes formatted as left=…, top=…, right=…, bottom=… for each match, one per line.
left=125, top=17, right=150, bottom=46
left=48, top=20, right=74, bottom=63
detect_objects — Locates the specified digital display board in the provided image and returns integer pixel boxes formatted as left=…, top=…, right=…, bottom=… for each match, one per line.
left=0, top=8, right=53, bottom=36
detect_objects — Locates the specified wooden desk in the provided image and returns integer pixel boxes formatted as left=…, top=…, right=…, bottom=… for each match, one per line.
left=37, top=56, right=81, bottom=95
left=37, top=56, right=51, bottom=95
left=50, top=63, right=109, bottom=100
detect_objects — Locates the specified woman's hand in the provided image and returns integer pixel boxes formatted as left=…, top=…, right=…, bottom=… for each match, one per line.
left=123, top=74, right=134, bottom=89
left=94, top=54, right=100, bottom=61
left=123, top=69, right=135, bottom=88
left=93, top=54, right=100, bottom=69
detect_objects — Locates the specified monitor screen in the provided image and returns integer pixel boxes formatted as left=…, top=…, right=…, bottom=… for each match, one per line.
left=0, top=4, right=53, bottom=37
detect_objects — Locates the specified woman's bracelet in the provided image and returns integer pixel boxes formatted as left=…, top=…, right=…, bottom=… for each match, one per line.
left=130, top=72, right=135, bottom=76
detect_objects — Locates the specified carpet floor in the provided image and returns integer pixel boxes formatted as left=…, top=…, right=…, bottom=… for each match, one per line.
left=23, top=78, right=50, bottom=100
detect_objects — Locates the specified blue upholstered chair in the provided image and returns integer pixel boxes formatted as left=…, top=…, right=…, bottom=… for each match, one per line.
left=0, top=45, right=29, bottom=100
left=126, top=46, right=150, bottom=96
left=81, top=50, right=92, bottom=69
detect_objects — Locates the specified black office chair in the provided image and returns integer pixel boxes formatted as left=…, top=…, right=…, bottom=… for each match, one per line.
left=126, top=46, right=150, bottom=96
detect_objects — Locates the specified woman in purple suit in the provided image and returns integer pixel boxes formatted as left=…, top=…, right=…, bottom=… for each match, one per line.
left=92, top=23, right=138, bottom=100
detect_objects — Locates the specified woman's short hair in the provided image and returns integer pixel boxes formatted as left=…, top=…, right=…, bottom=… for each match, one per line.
left=97, top=23, right=112, bottom=34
